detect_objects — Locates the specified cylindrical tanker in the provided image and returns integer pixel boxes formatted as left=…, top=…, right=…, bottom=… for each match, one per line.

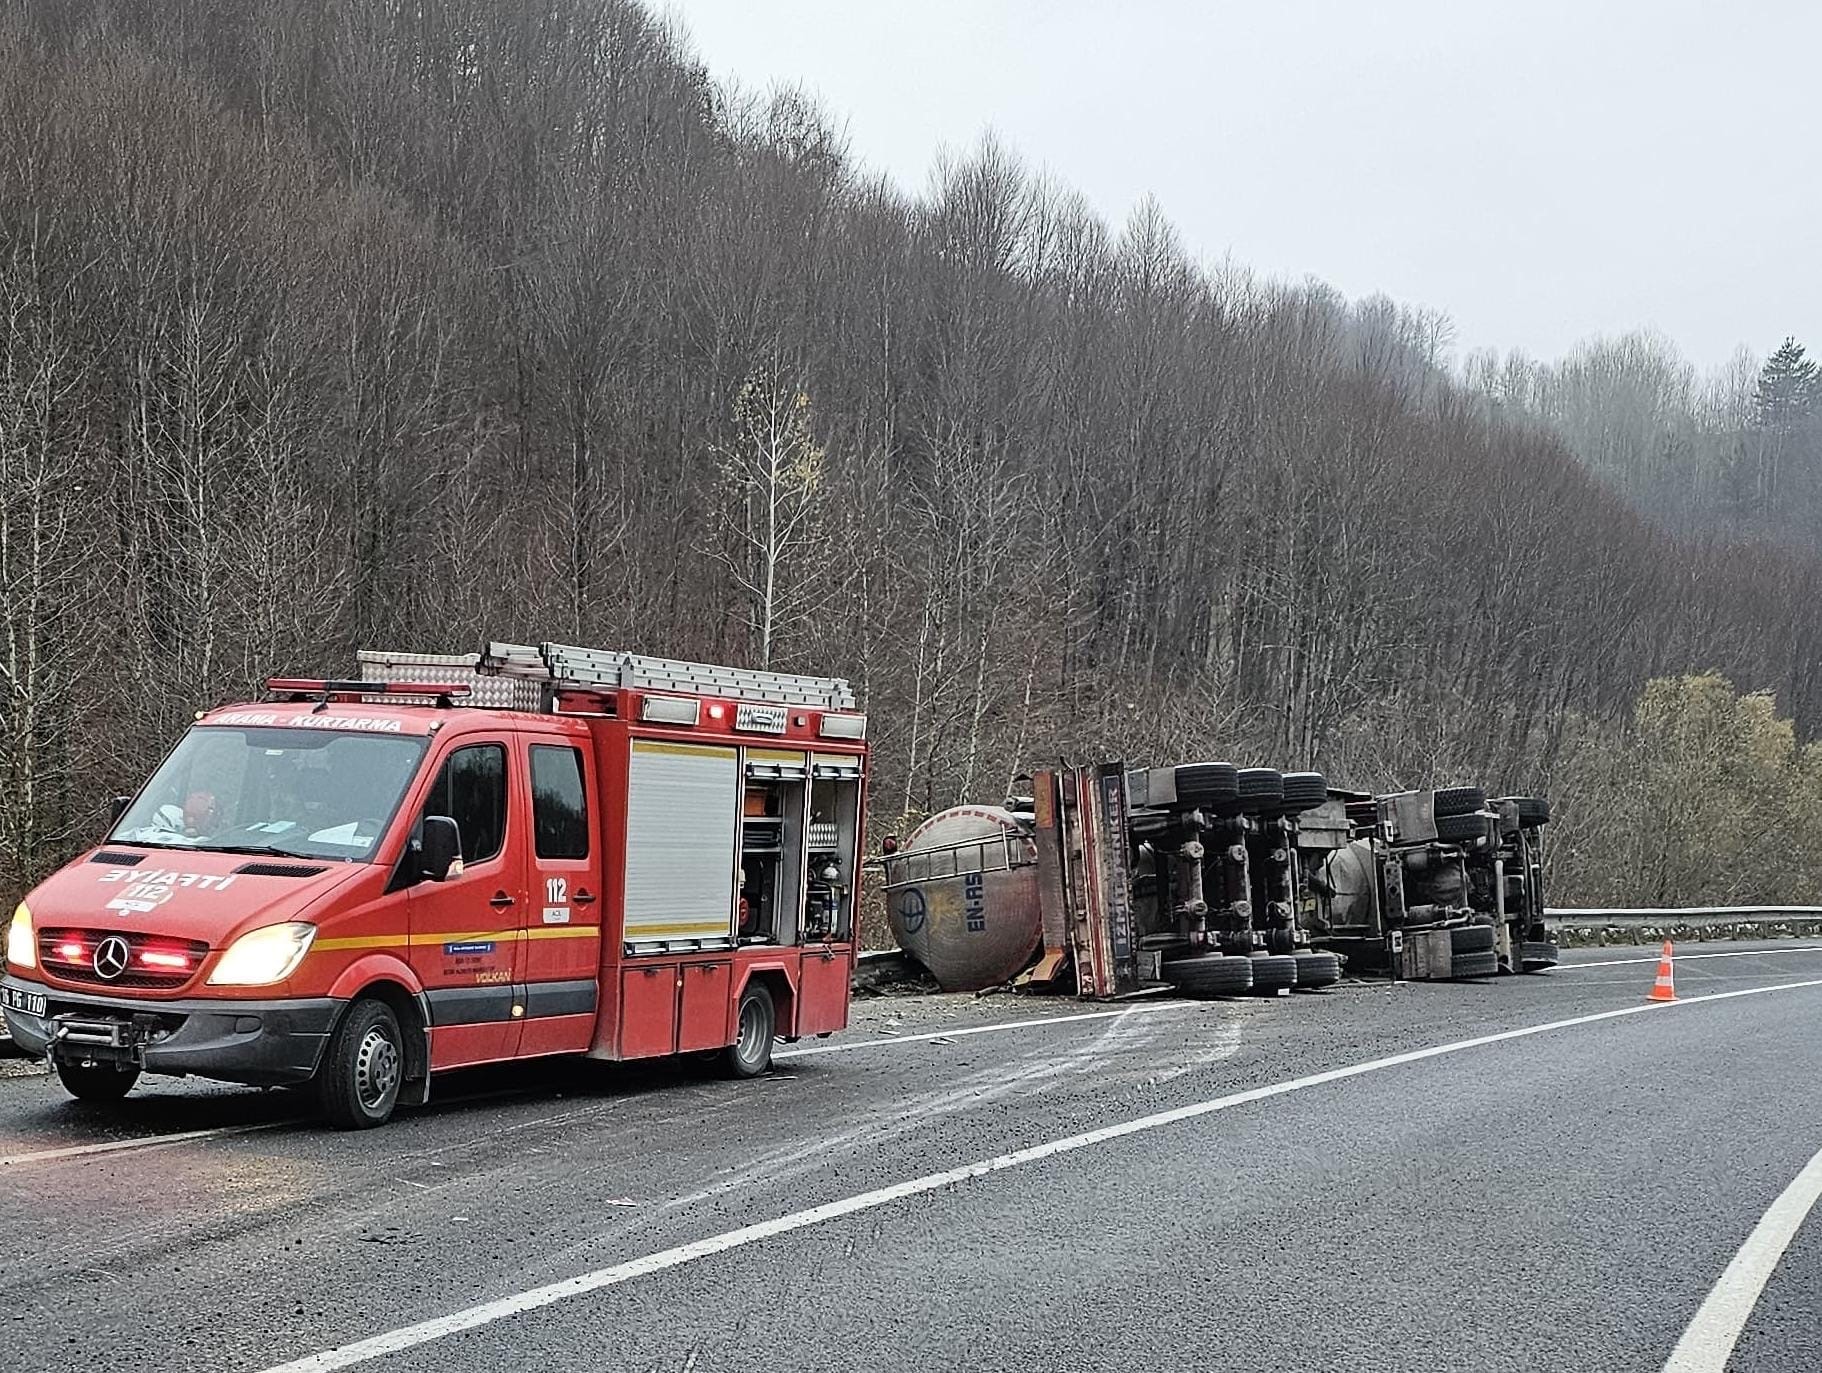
left=884, top=806, right=1041, bottom=991
left=1316, top=839, right=1379, bottom=926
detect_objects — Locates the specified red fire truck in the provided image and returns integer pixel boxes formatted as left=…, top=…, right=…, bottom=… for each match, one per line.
left=1, top=643, right=868, bottom=1127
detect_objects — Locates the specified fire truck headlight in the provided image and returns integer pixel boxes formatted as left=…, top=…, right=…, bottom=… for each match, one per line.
left=208, top=922, right=316, bottom=986
left=5, top=903, right=34, bottom=970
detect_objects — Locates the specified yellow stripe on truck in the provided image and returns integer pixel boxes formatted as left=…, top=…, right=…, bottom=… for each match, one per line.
left=632, top=740, right=737, bottom=760
left=745, top=747, right=806, bottom=764
left=623, top=922, right=731, bottom=940
left=313, top=927, right=602, bottom=953
left=313, top=934, right=411, bottom=952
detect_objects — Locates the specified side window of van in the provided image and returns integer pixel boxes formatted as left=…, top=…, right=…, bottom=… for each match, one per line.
left=422, top=744, right=507, bottom=864
left=530, top=745, right=589, bottom=859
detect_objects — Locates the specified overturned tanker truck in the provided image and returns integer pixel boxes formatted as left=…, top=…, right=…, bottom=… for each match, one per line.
left=880, top=762, right=1555, bottom=998
left=1297, top=785, right=1557, bottom=982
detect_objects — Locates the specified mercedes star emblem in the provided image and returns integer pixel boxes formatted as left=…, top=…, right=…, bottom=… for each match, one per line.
left=93, top=935, right=131, bottom=981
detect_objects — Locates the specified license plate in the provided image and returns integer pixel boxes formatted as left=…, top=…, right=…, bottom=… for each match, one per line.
left=2, top=985, right=47, bottom=1017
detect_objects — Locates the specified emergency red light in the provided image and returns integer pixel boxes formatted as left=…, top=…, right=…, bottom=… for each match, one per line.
left=54, top=942, right=84, bottom=961
left=139, top=950, right=191, bottom=970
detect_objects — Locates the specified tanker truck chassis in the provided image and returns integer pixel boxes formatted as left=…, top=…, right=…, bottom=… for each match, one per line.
left=886, top=761, right=1344, bottom=999
left=885, top=761, right=1555, bottom=997
left=1298, top=787, right=1556, bottom=980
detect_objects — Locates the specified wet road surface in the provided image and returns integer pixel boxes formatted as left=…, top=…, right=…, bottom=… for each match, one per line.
left=4, top=941, right=1820, bottom=1372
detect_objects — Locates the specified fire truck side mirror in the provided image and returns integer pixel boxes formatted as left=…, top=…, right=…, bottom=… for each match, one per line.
left=106, top=795, right=131, bottom=826
left=419, top=815, right=463, bottom=883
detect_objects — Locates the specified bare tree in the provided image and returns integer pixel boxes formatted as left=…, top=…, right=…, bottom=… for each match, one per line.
left=710, top=356, right=829, bottom=669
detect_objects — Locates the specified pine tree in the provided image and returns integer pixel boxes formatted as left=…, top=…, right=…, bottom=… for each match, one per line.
left=1747, top=338, right=1821, bottom=519
left=1754, top=337, right=1820, bottom=431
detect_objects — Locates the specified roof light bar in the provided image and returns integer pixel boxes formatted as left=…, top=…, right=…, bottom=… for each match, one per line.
left=265, top=678, right=472, bottom=698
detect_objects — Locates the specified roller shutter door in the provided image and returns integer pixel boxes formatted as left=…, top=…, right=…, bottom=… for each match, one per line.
left=624, top=742, right=738, bottom=947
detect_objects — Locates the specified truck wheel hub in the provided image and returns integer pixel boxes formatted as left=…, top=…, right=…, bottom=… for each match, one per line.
left=356, top=1027, right=401, bottom=1107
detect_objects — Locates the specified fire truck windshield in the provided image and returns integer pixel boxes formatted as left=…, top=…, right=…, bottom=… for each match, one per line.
left=110, top=726, right=429, bottom=862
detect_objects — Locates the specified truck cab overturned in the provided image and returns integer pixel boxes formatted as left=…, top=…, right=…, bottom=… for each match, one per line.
left=1, top=643, right=868, bottom=1127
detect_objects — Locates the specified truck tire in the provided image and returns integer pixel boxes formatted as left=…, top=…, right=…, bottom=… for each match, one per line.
left=1292, top=951, right=1343, bottom=989
left=1450, top=924, right=1496, bottom=954
left=1278, top=771, right=1327, bottom=814
left=1432, top=786, right=1488, bottom=819
left=1507, top=795, right=1551, bottom=827
left=722, top=981, right=776, bottom=1078
left=1521, top=940, right=1560, bottom=972
left=1236, top=768, right=1284, bottom=813
left=1249, top=954, right=1298, bottom=994
left=315, top=998, right=404, bottom=1130
left=1162, top=953, right=1254, bottom=997
left=1435, top=812, right=1489, bottom=843
left=1174, top=762, right=1239, bottom=808
left=57, top=1061, right=140, bottom=1102
left=1450, top=949, right=1500, bottom=979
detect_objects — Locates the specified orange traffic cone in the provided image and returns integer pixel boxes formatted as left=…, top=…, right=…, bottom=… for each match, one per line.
left=1647, top=940, right=1677, bottom=1002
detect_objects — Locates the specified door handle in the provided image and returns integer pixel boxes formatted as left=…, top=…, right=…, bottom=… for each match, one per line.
left=572, top=889, right=598, bottom=906
left=489, top=892, right=515, bottom=909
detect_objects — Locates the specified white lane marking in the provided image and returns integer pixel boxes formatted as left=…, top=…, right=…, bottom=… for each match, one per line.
left=1561, top=946, right=1822, bottom=971
left=774, top=1002, right=1191, bottom=1058
left=0, top=950, right=1795, bottom=1164
left=1663, top=1140, right=1822, bottom=1372
left=251, top=974, right=1822, bottom=1373
left=0, top=1079, right=553, bottom=1169
left=0, top=1119, right=299, bottom=1167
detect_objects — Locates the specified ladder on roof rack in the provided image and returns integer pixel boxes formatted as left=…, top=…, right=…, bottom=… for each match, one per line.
left=481, top=642, right=857, bottom=710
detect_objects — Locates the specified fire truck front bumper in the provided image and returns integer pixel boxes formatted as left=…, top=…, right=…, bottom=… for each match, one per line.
left=2, top=974, right=338, bottom=1086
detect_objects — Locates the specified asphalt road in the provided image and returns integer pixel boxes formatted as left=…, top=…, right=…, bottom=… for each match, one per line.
left=4, top=941, right=1821, bottom=1373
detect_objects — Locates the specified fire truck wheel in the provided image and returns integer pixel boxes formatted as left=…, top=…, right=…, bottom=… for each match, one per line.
left=1449, top=924, right=1497, bottom=954
left=1520, top=940, right=1560, bottom=971
left=57, top=1060, right=140, bottom=1102
left=316, top=998, right=404, bottom=1129
left=722, top=982, right=776, bottom=1079
left=1161, top=953, right=1254, bottom=997
left=1450, top=949, right=1500, bottom=980
left=1291, top=951, right=1343, bottom=989
left=1248, top=954, right=1298, bottom=994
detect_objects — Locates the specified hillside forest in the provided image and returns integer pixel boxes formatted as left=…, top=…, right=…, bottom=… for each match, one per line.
left=3, top=0, right=1821, bottom=909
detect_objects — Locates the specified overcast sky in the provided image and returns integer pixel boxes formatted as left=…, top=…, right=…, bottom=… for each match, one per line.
left=664, top=0, right=1818, bottom=373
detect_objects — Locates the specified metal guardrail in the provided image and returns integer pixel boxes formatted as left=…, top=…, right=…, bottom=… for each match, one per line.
left=1548, top=906, right=1822, bottom=922
left=1547, top=905, right=1822, bottom=946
